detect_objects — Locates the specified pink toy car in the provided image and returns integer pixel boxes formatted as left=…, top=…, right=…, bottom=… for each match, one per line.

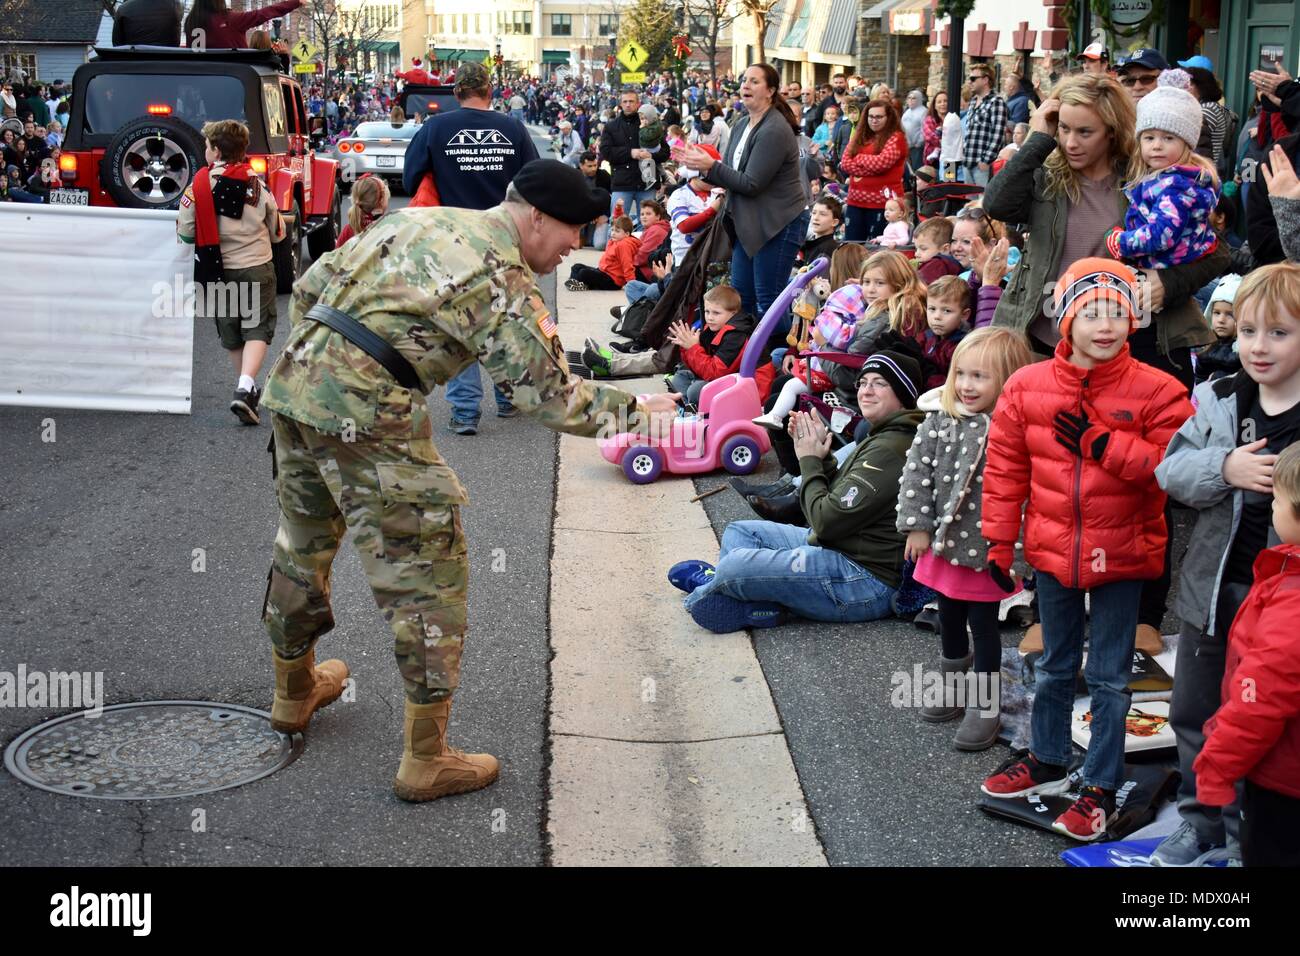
left=598, top=257, right=831, bottom=484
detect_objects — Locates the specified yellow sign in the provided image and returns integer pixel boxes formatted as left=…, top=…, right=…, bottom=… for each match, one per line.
left=293, top=63, right=317, bottom=73
left=292, top=40, right=321, bottom=61
left=617, top=41, right=648, bottom=72
left=620, top=71, right=646, bottom=84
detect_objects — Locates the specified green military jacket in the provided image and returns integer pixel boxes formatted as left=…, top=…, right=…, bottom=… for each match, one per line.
left=797, top=408, right=925, bottom=589
left=261, top=205, right=640, bottom=442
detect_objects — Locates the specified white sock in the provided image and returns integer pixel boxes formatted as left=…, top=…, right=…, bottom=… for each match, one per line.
left=769, top=377, right=809, bottom=419
left=238, top=374, right=256, bottom=393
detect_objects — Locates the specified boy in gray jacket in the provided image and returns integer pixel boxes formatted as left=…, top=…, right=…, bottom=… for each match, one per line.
left=1153, top=262, right=1300, bottom=866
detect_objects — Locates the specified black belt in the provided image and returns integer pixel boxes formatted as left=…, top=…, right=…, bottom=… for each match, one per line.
left=306, top=303, right=423, bottom=391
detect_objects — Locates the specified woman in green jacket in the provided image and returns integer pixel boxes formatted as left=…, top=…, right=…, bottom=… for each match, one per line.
left=985, top=72, right=1228, bottom=389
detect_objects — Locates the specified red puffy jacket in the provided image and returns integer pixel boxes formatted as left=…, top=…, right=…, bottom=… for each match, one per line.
left=839, top=131, right=907, bottom=210
left=981, top=339, right=1192, bottom=589
left=682, top=320, right=750, bottom=381
left=1195, top=544, right=1300, bottom=803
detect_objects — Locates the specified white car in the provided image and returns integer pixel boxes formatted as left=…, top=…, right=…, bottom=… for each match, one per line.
left=334, top=120, right=419, bottom=192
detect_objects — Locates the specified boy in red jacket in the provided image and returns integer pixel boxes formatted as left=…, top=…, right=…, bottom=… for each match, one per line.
left=566, top=215, right=640, bottom=290
left=978, top=258, right=1193, bottom=841
left=664, top=285, right=754, bottom=405
left=1195, top=442, right=1300, bottom=866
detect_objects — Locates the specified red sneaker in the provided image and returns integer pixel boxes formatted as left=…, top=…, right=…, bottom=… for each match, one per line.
left=1051, top=786, right=1117, bottom=842
left=980, top=749, right=1070, bottom=799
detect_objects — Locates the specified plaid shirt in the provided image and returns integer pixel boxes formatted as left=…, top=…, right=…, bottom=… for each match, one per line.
left=962, top=93, right=1008, bottom=168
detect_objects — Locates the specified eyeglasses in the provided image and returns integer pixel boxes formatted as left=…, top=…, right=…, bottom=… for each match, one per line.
left=857, top=377, right=895, bottom=392
left=1119, top=74, right=1159, bottom=88
left=968, top=74, right=988, bottom=82
left=954, top=206, right=989, bottom=221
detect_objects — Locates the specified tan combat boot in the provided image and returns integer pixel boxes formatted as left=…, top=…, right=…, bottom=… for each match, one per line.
left=394, top=699, right=499, bottom=802
left=1134, top=624, right=1164, bottom=656
left=270, top=647, right=349, bottom=733
left=1018, top=623, right=1043, bottom=654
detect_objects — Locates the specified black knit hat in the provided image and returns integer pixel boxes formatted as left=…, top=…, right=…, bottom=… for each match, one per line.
left=512, top=159, right=610, bottom=225
left=857, top=350, right=922, bottom=409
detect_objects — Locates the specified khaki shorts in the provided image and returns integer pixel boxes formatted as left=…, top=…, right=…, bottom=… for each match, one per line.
left=199, top=261, right=277, bottom=350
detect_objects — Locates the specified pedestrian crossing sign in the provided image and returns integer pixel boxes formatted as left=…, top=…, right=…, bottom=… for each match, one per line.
left=292, top=40, right=321, bottom=62
left=617, top=41, right=648, bottom=72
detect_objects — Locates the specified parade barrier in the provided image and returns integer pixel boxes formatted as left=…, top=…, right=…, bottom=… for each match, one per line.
left=0, top=204, right=193, bottom=414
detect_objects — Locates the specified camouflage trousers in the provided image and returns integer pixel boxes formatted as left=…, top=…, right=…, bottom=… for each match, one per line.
left=263, top=412, right=469, bottom=703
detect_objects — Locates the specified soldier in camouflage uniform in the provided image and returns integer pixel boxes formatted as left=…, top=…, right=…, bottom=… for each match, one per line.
left=259, top=160, right=679, bottom=801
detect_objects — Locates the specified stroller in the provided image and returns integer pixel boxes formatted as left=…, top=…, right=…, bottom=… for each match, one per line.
left=913, top=165, right=984, bottom=220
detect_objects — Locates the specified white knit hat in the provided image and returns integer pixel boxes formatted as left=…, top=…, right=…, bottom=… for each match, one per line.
left=1135, top=69, right=1203, bottom=149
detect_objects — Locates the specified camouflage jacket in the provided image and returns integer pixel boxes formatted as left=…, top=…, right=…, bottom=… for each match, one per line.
left=261, top=205, right=640, bottom=439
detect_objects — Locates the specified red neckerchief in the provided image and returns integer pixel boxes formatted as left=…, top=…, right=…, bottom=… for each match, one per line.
left=192, top=161, right=252, bottom=284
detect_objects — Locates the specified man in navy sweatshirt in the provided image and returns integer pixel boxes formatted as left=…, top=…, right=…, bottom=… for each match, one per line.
left=404, top=62, right=540, bottom=433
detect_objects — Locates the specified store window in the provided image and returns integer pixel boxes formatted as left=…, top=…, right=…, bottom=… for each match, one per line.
left=598, top=14, right=619, bottom=37
left=551, top=14, right=572, bottom=37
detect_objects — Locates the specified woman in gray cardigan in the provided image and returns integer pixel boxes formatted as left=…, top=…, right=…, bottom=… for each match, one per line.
left=675, top=63, right=809, bottom=325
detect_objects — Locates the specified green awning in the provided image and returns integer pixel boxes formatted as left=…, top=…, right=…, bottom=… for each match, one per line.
left=542, top=50, right=570, bottom=64
left=359, top=40, right=399, bottom=54
left=433, top=48, right=488, bottom=60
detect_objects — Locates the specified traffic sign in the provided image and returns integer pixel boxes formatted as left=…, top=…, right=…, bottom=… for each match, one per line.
left=619, top=71, right=646, bottom=84
left=292, top=39, right=321, bottom=62
left=617, top=40, right=648, bottom=72
left=293, top=63, right=317, bottom=73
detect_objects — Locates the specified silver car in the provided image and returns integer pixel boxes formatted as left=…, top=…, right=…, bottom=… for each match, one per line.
left=333, top=120, right=419, bottom=193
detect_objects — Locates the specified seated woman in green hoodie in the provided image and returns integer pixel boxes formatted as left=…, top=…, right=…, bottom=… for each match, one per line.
left=669, top=351, right=925, bottom=633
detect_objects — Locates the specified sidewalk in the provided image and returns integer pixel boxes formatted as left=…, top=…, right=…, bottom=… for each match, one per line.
left=546, top=250, right=826, bottom=866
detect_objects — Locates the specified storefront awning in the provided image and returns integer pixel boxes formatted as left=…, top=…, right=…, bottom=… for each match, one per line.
left=359, top=40, right=399, bottom=54
left=763, top=0, right=787, bottom=49
left=821, top=0, right=858, bottom=56
left=541, top=50, right=570, bottom=64
left=433, top=48, right=488, bottom=61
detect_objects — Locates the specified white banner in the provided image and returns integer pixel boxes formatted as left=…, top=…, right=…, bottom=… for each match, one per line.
left=0, top=203, right=193, bottom=414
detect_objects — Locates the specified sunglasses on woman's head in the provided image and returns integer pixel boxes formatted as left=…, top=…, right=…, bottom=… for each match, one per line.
left=955, top=207, right=989, bottom=221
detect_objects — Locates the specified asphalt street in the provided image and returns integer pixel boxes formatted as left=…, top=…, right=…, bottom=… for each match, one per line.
left=0, top=188, right=555, bottom=866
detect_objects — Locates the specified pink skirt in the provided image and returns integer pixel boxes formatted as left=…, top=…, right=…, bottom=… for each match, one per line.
left=914, top=549, right=1021, bottom=603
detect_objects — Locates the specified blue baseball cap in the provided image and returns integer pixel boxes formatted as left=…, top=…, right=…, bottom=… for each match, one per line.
left=1117, top=48, right=1169, bottom=72
left=1177, top=55, right=1213, bottom=71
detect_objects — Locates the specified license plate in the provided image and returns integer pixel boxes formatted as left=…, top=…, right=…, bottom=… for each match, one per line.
left=50, top=188, right=89, bottom=206
left=376, top=155, right=396, bottom=168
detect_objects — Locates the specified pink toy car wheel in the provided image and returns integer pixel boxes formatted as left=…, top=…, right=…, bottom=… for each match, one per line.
left=622, top=445, right=664, bottom=484
left=720, top=435, right=761, bottom=475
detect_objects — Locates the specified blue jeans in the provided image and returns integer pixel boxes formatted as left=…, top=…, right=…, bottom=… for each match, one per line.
left=683, top=520, right=897, bottom=623
left=611, top=189, right=655, bottom=229
left=844, top=205, right=885, bottom=241
left=445, top=363, right=511, bottom=422
left=1031, top=572, right=1144, bottom=791
left=511, top=109, right=526, bottom=124
left=730, top=212, right=806, bottom=323
left=623, top=278, right=662, bottom=304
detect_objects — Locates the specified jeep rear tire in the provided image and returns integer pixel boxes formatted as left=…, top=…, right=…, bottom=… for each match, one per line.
left=306, top=187, right=341, bottom=262
left=101, top=116, right=205, bottom=210
left=274, top=203, right=301, bottom=294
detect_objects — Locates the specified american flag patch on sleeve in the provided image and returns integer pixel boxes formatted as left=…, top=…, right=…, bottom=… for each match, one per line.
left=537, top=312, right=557, bottom=338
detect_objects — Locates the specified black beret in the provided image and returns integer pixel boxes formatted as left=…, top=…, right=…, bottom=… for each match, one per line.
left=512, top=159, right=610, bottom=225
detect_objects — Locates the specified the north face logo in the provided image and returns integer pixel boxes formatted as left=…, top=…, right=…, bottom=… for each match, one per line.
left=1110, top=409, right=1134, bottom=422
left=446, top=129, right=513, bottom=147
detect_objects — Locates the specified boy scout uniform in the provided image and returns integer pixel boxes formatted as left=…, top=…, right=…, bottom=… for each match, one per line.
left=259, top=192, right=638, bottom=799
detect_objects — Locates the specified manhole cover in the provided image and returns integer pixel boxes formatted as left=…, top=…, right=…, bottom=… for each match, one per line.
left=3, top=701, right=302, bottom=800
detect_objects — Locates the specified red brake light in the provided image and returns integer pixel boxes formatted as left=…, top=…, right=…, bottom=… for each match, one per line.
left=249, top=157, right=268, bottom=175
left=58, top=154, right=77, bottom=173
left=338, top=141, right=352, bottom=152
left=147, top=104, right=172, bottom=116
left=352, top=142, right=365, bottom=153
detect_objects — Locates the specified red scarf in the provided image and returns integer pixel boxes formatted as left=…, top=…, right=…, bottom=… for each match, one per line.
left=191, top=162, right=253, bottom=284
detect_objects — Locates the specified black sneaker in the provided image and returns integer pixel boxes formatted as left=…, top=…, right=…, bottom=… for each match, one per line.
left=231, top=388, right=260, bottom=425
left=610, top=305, right=624, bottom=320
left=610, top=340, right=651, bottom=354
left=980, top=748, right=1070, bottom=799
left=448, top=417, right=478, bottom=436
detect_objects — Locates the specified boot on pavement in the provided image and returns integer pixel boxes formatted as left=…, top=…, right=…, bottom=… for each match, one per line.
left=1018, top=622, right=1043, bottom=654
left=1135, top=623, right=1164, bottom=656
left=394, top=699, right=499, bottom=802
left=953, top=673, right=1001, bottom=751
left=270, top=646, right=349, bottom=733
left=745, top=491, right=803, bottom=524
left=919, top=654, right=971, bottom=723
